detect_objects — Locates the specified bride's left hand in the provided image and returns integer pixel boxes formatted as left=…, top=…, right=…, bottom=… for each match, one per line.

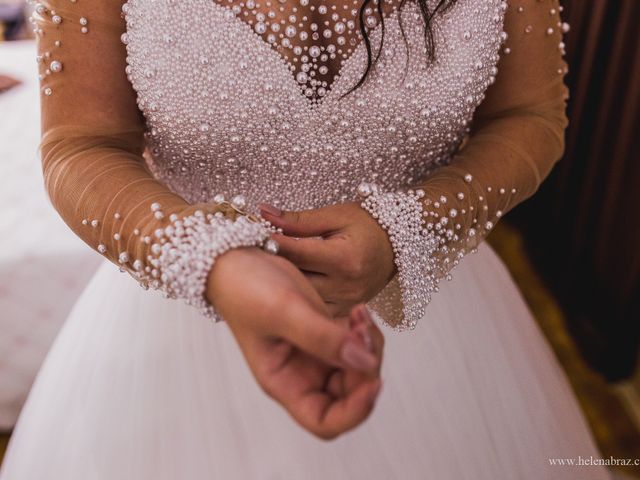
left=259, top=202, right=396, bottom=317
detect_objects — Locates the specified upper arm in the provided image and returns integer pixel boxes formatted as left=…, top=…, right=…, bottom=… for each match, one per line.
left=35, top=0, right=143, bottom=135
left=474, top=0, right=569, bottom=127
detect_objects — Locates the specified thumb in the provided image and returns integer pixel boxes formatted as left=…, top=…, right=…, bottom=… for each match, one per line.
left=276, top=295, right=379, bottom=374
left=258, top=203, right=337, bottom=237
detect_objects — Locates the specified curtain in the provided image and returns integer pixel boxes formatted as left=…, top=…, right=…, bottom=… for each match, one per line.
left=512, top=0, right=640, bottom=381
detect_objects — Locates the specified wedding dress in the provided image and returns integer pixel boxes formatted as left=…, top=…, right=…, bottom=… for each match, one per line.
left=1, top=0, right=611, bottom=478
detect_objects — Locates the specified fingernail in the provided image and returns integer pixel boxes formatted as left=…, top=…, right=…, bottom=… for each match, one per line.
left=351, top=306, right=366, bottom=327
left=355, top=305, right=367, bottom=324
left=356, top=324, right=374, bottom=352
left=350, top=306, right=373, bottom=351
left=340, top=337, right=377, bottom=371
left=258, top=203, right=282, bottom=217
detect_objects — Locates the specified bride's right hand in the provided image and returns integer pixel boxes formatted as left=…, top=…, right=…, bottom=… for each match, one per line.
left=207, top=246, right=384, bottom=439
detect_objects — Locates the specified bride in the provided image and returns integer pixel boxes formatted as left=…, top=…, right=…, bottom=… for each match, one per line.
left=1, top=0, right=611, bottom=478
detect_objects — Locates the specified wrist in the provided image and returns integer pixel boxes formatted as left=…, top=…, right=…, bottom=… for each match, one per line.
left=363, top=209, right=397, bottom=282
left=206, top=246, right=264, bottom=301
left=356, top=182, right=431, bottom=330
left=149, top=210, right=275, bottom=320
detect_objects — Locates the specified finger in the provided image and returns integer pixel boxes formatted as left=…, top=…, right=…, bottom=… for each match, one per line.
left=326, top=369, right=345, bottom=398
left=342, top=306, right=384, bottom=385
left=258, top=203, right=342, bottom=237
left=297, top=379, right=382, bottom=439
left=322, top=302, right=352, bottom=319
left=352, top=305, right=384, bottom=363
left=324, top=302, right=353, bottom=319
left=276, top=297, right=379, bottom=374
left=350, top=305, right=373, bottom=351
left=260, top=347, right=332, bottom=399
left=274, top=234, right=339, bottom=273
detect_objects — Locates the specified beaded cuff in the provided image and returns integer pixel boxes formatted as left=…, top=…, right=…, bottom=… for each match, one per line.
left=117, top=201, right=278, bottom=321
left=358, top=183, right=440, bottom=330
left=358, top=172, right=518, bottom=330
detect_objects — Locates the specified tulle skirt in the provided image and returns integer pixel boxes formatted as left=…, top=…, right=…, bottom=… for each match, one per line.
left=0, top=244, right=610, bottom=479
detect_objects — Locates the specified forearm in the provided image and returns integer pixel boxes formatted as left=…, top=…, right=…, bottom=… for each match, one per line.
left=42, top=128, right=275, bottom=317
left=413, top=106, right=568, bottom=244
left=358, top=0, right=569, bottom=329
left=359, top=106, right=568, bottom=329
left=43, top=129, right=189, bottom=265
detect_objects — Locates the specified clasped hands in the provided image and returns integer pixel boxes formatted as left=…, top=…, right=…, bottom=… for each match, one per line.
left=207, top=202, right=395, bottom=439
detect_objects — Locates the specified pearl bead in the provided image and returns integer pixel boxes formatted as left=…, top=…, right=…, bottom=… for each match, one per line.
left=263, top=238, right=280, bottom=254
left=231, top=195, right=247, bottom=210
left=356, top=182, right=373, bottom=198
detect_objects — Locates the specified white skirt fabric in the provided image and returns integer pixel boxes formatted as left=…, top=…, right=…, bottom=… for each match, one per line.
left=0, top=244, right=611, bottom=479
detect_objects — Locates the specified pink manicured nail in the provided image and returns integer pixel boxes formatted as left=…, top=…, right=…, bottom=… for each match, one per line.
left=350, top=306, right=365, bottom=327
left=356, top=305, right=367, bottom=324
left=353, top=306, right=374, bottom=351
left=258, top=203, right=282, bottom=217
left=340, top=337, right=377, bottom=371
left=357, top=324, right=374, bottom=352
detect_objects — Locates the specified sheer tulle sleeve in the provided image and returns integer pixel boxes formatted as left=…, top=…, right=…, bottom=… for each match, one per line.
left=360, top=0, right=570, bottom=330
left=32, top=0, right=277, bottom=319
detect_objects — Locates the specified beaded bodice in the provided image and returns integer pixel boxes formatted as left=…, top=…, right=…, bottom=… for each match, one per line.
left=121, top=0, right=506, bottom=212
left=34, top=0, right=568, bottom=328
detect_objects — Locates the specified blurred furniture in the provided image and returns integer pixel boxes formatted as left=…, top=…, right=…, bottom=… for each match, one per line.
left=0, top=74, right=20, bottom=92
left=0, top=2, right=25, bottom=41
left=0, top=40, right=101, bottom=430
left=513, top=0, right=640, bottom=382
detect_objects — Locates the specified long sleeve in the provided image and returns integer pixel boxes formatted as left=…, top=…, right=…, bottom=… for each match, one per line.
left=361, top=0, right=570, bottom=330
left=31, top=0, right=277, bottom=318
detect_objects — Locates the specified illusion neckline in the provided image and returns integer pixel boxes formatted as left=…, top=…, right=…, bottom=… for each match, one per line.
left=208, top=0, right=400, bottom=110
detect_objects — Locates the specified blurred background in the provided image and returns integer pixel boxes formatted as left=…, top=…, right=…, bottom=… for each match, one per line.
left=0, top=0, right=638, bottom=477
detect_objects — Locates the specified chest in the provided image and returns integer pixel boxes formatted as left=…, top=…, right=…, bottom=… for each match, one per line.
left=121, top=0, right=506, bottom=207
left=123, top=0, right=504, bottom=115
